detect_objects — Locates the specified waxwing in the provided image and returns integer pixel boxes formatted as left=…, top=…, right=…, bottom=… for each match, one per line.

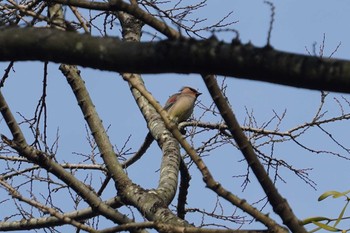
left=164, top=86, right=202, bottom=123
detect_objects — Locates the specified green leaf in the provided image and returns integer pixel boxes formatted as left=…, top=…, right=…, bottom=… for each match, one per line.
left=302, top=216, right=330, bottom=225
left=333, top=190, right=350, bottom=199
left=319, top=191, right=343, bottom=201
left=309, top=226, right=322, bottom=233
left=333, top=201, right=349, bottom=227
left=312, top=221, right=341, bottom=232
left=318, top=190, right=350, bottom=201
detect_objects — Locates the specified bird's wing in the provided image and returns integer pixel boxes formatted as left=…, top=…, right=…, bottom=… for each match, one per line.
left=164, top=93, right=179, bottom=111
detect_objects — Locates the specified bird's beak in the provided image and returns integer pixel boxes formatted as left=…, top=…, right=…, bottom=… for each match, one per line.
left=197, top=92, right=202, bottom=97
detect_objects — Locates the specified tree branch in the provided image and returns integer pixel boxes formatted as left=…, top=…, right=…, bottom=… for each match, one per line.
left=0, top=196, right=123, bottom=231
left=202, top=74, right=306, bottom=233
left=118, top=10, right=181, bottom=205
left=0, top=177, right=97, bottom=232
left=2, top=27, right=350, bottom=93
left=60, top=64, right=190, bottom=228
left=0, top=90, right=135, bottom=228
left=124, top=74, right=287, bottom=232
left=47, top=0, right=180, bottom=39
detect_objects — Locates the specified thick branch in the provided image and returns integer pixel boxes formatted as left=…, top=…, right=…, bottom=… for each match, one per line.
left=2, top=27, right=350, bottom=93
left=0, top=197, right=123, bottom=231
left=202, top=75, right=306, bottom=233
left=125, top=75, right=287, bottom=232
left=60, top=64, right=190, bottom=227
left=48, top=0, right=180, bottom=39
left=118, top=10, right=180, bottom=205
left=0, top=92, right=134, bottom=227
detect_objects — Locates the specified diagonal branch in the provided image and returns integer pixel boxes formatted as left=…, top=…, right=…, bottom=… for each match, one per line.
left=60, top=64, right=191, bottom=227
left=118, top=10, right=180, bottom=205
left=202, top=74, right=307, bottom=233
left=124, top=74, right=288, bottom=233
left=0, top=177, right=97, bottom=232
left=0, top=196, right=123, bottom=231
left=0, top=90, right=135, bottom=228
left=48, top=0, right=180, bottom=39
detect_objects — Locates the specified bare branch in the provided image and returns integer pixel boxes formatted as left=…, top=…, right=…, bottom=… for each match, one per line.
left=2, top=27, right=350, bottom=93
left=0, top=177, right=97, bottom=232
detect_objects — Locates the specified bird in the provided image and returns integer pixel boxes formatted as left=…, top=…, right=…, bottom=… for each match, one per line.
left=164, top=86, right=202, bottom=123
left=97, top=86, right=202, bottom=195
left=125, top=86, right=201, bottom=166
